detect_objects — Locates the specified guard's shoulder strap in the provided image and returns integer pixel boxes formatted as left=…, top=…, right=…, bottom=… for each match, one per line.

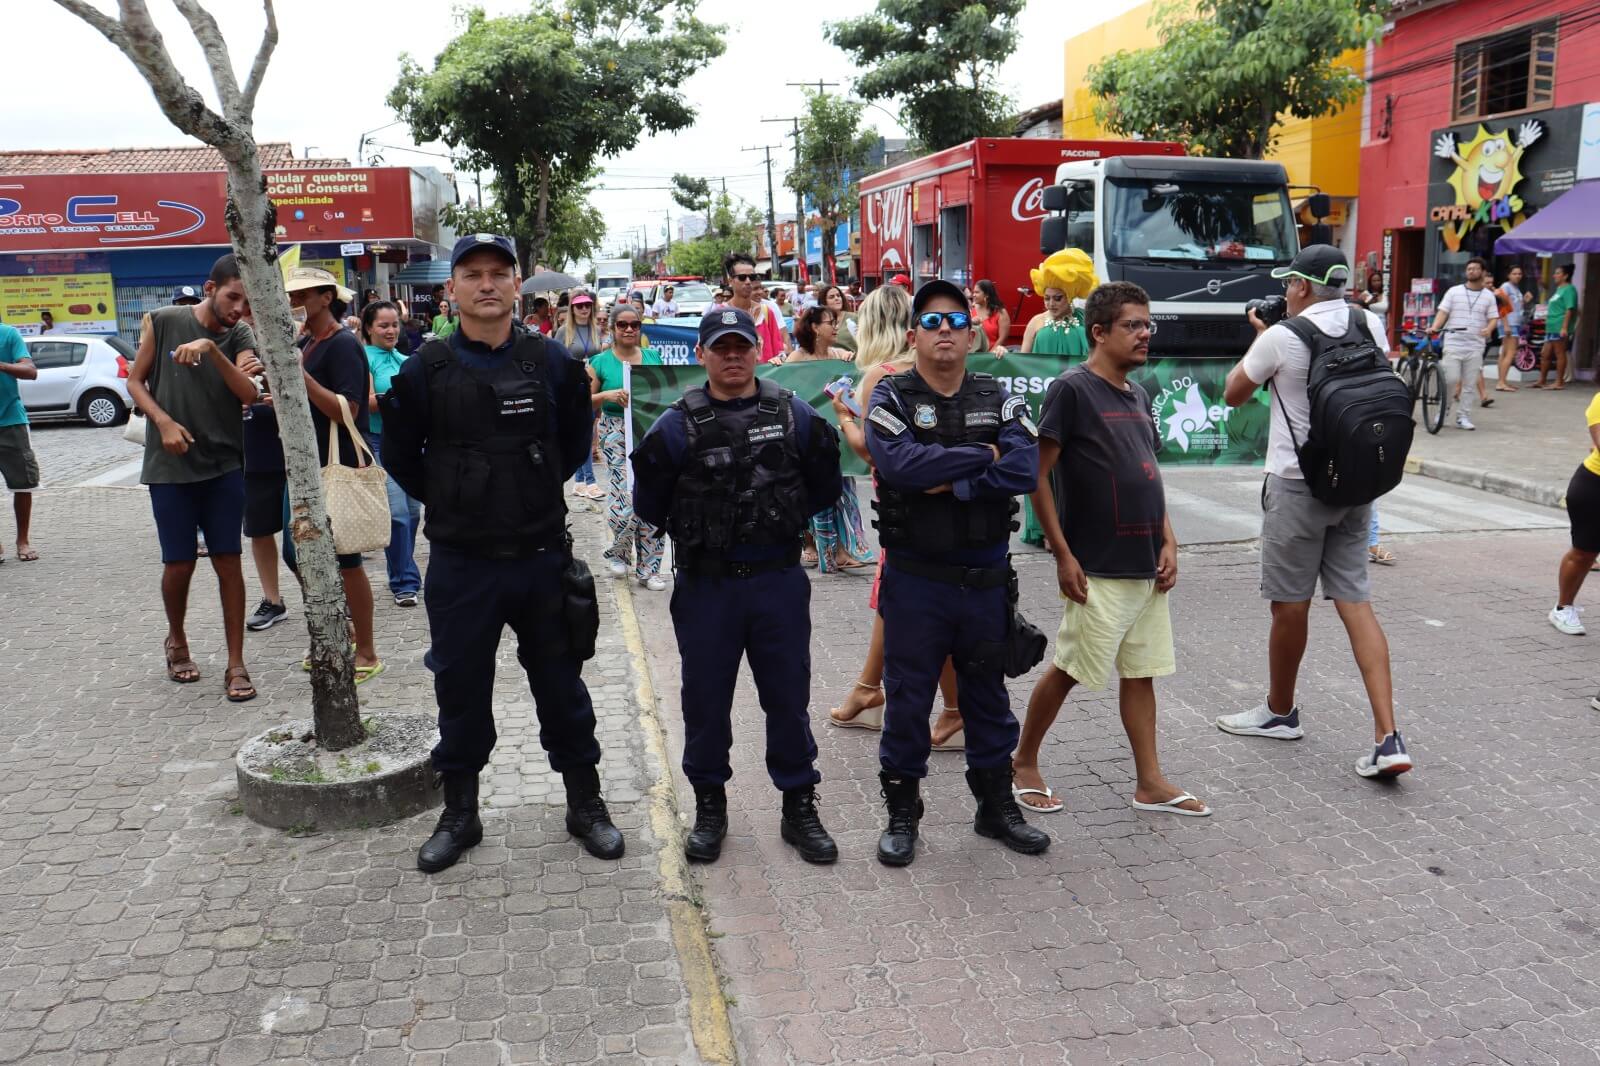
left=755, top=377, right=787, bottom=415
left=511, top=332, right=548, bottom=379
left=679, top=385, right=730, bottom=451
left=419, top=338, right=454, bottom=374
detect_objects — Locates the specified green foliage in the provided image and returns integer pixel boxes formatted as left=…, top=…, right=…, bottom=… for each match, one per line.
left=391, top=0, right=725, bottom=268
left=826, top=0, right=1023, bottom=151
left=671, top=174, right=713, bottom=226
left=665, top=192, right=763, bottom=279
left=437, top=174, right=603, bottom=271
left=1088, top=0, right=1388, bottom=159
left=786, top=93, right=877, bottom=282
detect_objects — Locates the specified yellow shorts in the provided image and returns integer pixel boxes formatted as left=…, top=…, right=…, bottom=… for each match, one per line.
left=1053, top=576, right=1176, bottom=691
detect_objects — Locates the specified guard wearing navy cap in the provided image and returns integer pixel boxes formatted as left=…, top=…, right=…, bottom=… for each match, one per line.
left=381, top=233, right=623, bottom=873
left=866, top=278, right=1049, bottom=866
left=631, top=306, right=844, bottom=864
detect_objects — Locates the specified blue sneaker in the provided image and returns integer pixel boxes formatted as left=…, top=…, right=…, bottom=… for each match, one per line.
left=1215, top=703, right=1304, bottom=739
left=1356, top=731, right=1413, bottom=778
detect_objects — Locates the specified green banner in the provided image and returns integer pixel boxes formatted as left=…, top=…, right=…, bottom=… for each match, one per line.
left=629, top=353, right=1269, bottom=470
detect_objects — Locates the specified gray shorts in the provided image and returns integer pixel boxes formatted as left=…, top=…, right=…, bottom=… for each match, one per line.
left=0, top=424, right=39, bottom=492
left=1260, top=474, right=1371, bottom=603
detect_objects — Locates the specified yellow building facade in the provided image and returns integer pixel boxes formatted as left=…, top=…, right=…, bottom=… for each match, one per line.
left=1061, top=3, right=1362, bottom=205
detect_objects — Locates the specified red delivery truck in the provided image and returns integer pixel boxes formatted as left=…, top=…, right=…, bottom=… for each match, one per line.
left=858, top=137, right=1184, bottom=345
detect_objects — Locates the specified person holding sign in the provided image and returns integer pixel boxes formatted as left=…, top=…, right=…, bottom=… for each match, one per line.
left=588, top=302, right=666, bottom=591
left=631, top=307, right=844, bottom=865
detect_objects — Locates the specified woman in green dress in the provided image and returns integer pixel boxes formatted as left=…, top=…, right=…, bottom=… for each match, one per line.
left=1019, top=250, right=1097, bottom=546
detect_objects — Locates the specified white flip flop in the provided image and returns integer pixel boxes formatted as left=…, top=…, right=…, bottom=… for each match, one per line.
left=827, top=703, right=883, bottom=731
left=1012, top=785, right=1063, bottom=814
left=1131, top=792, right=1212, bottom=818
left=931, top=727, right=965, bottom=752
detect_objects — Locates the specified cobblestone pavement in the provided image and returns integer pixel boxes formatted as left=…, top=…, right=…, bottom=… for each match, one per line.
left=22, top=422, right=144, bottom=489
left=0, top=486, right=702, bottom=1064
left=634, top=521, right=1600, bottom=1065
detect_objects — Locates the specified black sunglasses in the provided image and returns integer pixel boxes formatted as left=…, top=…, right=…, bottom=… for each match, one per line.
left=614, top=320, right=642, bottom=330
left=730, top=273, right=759, bottom=283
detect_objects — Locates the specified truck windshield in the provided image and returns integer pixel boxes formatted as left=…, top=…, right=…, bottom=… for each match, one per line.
left=1106, top=180, right=1295, bottom=264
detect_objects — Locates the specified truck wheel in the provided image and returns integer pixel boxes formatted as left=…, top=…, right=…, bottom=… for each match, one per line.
left=80, top=389, right=128, bottom=427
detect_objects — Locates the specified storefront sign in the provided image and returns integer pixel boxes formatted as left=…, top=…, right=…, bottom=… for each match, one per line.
left=0, top=272, right=117, bottom=334
left=0, top=168, right=417, bottom=253
left=1429, top=119, right=1544, bottom=251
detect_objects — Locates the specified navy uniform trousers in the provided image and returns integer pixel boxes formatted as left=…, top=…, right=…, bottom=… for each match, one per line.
left=424, top=545, right=601, bottom=775
left=670, top=565, right=821, bottom=790
left=878, top=563, right=1020, bottom=778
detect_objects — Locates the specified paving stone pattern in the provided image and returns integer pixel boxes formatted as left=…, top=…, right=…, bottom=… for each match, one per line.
left=24, top=423, right=144, bottom=489
left=634, top=527, right=1600, bottom=1066
left=0, top=486, right=696, bottom=1064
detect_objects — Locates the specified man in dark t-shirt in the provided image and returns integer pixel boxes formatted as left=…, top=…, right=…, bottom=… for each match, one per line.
left=1011, top=281, right=1209, bottom=820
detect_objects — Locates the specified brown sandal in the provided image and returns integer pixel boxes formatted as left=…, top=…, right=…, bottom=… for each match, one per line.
left=224, top=666, right=256, bottom=703
left=165, top=638, right=200, bottom=684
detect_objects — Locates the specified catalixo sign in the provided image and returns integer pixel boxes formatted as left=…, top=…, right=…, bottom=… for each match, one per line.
left=0, top=169, right=417, bottom=253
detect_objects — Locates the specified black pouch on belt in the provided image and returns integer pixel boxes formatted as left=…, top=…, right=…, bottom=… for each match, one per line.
left=561, top=552, right=600, bottom=661
left=960, top=562, right=1047, bottom=678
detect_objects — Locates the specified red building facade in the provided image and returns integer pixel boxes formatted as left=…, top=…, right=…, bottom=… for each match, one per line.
left=1357, top=0, right=1600, bottom=339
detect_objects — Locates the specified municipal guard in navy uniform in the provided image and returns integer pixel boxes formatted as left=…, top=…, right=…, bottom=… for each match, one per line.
left=865, top=279, right=1050, bottom=866
left=383, top=233, right=623, bottom=873
left=631, top=307, right=843, bottom=864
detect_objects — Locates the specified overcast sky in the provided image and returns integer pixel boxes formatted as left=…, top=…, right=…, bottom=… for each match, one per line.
left=8, top=0, right=1144, bottom=262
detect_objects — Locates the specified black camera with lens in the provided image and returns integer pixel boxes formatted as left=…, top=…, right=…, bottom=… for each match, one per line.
left=1245, top=295, right=1288, bottom=327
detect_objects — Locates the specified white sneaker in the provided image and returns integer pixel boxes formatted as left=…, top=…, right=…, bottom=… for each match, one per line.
left=606, top=557, right=628, bottom=578
left=640, top=575, right=666, bottom=592
left=1456, top=413, right=1475, bottom=430
left=1215, top=703, right=1304, bottom=740
left=1549, top=604, right=1586, bottom=635
left=1355, top=731, right=1413, bottom=778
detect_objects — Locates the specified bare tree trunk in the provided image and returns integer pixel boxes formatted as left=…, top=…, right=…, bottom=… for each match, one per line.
left=529, top=160, right=553, bottom=271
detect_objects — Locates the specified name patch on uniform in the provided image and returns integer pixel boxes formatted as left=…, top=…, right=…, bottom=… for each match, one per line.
left=748, top=424, right=784, bottom=444
left=1002, top=395, right=1028, bottom=422
left=500, top=397, right=538, bottom=417
left=914, top=404, right=938, bottom=429
left=964, top=410, right=999, bottom=428
left=868, top=406, right=907, bottom=436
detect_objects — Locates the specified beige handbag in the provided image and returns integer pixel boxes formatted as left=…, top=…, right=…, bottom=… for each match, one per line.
left=122, top=411, right=147, bottom=446
left=321, top=401, right=391, bottom=554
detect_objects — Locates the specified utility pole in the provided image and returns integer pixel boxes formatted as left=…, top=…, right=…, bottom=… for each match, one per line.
left=776, top=79, right=839, bottom=287
left=743, top=145, right=781, bottom=280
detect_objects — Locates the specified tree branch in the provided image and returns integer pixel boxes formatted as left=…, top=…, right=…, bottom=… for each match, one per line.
left=106, top=0, right=236, bottom=145
left=171, top=0, right=240, bottom=110
left=240, top=0, right=278, bottom=120
left=50, top=0, right=126, bottom=46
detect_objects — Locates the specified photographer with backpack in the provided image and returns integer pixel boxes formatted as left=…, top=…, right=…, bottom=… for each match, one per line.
left=1215, top=245, right=1416, bottom=781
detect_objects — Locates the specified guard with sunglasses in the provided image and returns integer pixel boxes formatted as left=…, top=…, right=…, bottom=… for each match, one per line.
left=631, top=307, right=844, bottom=865
left=865, top=279, right=1049, bottom=867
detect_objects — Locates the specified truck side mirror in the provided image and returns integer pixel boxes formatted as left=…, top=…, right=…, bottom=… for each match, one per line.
left=1041, top=184, right=1071, bottom=212
left=1040, top=216, right=1070, bottom=255
left=1307, top=193, right=1331, bottom=219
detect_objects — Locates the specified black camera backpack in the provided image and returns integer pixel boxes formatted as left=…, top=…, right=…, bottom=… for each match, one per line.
left=1274, top=308, right=1413, bottom=506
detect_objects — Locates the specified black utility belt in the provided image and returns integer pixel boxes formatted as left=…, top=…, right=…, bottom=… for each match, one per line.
left=886, top=556, right=1009, bottom=588
left=441, top=540, right=563, bottom=560
left=676, top=548, right=801, bottom=579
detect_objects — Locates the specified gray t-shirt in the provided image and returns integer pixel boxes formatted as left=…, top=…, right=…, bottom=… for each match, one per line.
left=1037, top=363, right=1164, bottom=579
left=140, top=305, right=257, bottom=484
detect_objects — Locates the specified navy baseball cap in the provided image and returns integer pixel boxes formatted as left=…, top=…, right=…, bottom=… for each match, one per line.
left=1271, top=244, right=1349, bottom=286
left=911, top=278, right=970, bottom=315
left=449, top=233, right=517, bottom=270
left=171, top=285, right=201, bottom=305
left=699, top=306, right=759, bottom=348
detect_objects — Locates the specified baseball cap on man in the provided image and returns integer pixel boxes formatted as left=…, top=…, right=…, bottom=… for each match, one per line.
left=284, top=266, right=355, bottom=302
left=449, top=232, right=517, bottom=270
left=171, top=285, right=201, bottom=305
left=699, top=306, right=758, bottom=349
left=1270, top=244, right=1350, bottom=287
left=911, top=278, right=971, bottom=316
left=890, top=273, right=912, bottom=288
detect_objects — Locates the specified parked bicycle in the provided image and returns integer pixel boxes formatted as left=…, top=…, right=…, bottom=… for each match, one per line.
left=1397, top=331, right=1447, bottom=435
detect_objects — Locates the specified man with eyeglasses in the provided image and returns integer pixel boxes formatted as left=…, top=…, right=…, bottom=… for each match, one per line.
left=724, top=251, right=788, bottom=361
left=864, top=279, right=1048, bottom=866
left=1216, top=244, right=1413, bottom=781
left=631, top=306, right=844, bottom=865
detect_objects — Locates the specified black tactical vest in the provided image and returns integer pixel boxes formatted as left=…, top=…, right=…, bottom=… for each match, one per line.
left=666, top=379, right=810, bottom=557
left=873, top=369, right=1019, bottom=554
left=419, top=335, right=566, bottom=556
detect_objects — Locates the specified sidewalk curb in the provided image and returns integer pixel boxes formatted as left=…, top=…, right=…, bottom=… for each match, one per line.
left=614, top=578, right=737, bottom=1066
left=1404, top=454, right=1565, bottom=509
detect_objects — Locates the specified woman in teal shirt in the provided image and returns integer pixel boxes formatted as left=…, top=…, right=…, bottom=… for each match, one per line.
left=362, top=301, right=423, bottom=605
left=588, top=302, right=667, bottom=590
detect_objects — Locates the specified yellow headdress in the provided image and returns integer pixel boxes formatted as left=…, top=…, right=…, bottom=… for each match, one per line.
left=1030, top=248, right=1097, bottom=300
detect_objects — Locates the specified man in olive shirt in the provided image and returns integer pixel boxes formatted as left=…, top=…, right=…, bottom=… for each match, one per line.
left=127, top=254, right=265, bottom=701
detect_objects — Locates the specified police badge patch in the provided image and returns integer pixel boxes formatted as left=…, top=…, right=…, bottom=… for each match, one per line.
left=914, top=404, right=937, bottom=429
left=721, top=311, right=737, bottom=324
left=868, top=406, right=907, bottom=436
left=1002, top=395, right=1029, bottom=422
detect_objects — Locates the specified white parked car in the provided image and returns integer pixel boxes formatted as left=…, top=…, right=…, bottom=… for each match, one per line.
left=644, top=281, right=715, bottom=318
left=20, top=335, right=135, bottom=427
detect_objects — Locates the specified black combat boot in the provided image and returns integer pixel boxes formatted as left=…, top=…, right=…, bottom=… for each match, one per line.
left=684, top=784, right=728, bottom=862
left=877, top=772, right=923, bottom=867
left=966, top=763, right=1050, bottom=855
left=779, top=786, right=838, bottom=864
left=563, top=765, right=625, bottom=860
left=417, top=771, right=484, bottom=873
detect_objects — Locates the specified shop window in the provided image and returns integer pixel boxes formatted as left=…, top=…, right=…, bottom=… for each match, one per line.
left=1454, top=20, right=1557, bottom=121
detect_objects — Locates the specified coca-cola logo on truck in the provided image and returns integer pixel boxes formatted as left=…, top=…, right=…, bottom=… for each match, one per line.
left=1011, top=178, right=1050, bottom=223
left=865, top=184, right=910, bottom=270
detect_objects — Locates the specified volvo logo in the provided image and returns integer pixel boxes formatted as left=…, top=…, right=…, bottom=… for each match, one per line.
left=1205, top=279, right=1222, bottom=295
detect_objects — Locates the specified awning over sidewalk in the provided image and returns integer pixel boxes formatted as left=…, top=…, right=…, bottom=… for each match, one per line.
left=1496, top=180, right=1600, bottom=254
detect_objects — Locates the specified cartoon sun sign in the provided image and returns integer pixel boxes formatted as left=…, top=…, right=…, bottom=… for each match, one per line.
left=1432, top=120, right=1543, bottom=251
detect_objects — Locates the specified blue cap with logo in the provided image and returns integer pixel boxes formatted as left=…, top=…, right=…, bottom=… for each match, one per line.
left=449, top=233, right=517, bottom=270
left=171, top=285, right=201, bottom=305
left=698, top=306, right=759, bottom=348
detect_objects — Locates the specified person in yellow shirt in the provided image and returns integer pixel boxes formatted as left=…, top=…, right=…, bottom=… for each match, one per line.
left=1549, top=392, right=1600, bottom=636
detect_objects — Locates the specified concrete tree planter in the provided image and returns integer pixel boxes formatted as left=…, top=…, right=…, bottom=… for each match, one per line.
left=236, top=712, right=442, bottom=831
